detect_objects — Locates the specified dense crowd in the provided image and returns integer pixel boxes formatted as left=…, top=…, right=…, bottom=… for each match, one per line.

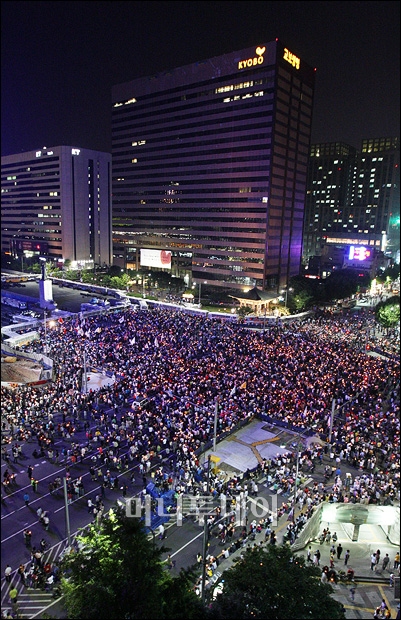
left=2, top=306, right=400, bottom=500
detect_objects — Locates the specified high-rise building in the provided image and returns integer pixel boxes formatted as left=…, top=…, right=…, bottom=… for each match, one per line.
left=304, top=137, right=400, bottom=266
left=1, top=146, right=112, bottom=269
left=112, top=40, right=315, bottom=291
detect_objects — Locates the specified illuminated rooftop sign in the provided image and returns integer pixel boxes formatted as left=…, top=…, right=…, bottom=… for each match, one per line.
left=238, top=46, right=265, bottom=70
left=283, top=48, right=300, bottom=69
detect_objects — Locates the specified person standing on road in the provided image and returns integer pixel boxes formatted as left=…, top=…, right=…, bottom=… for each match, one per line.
left=337, top=543, right=343, bottom=560
left=23, top=492, right=30, bottom=506
left=350, top=586, right=356, bottom=601
left=9, top=586, right=18, bottom=607
left=4, top=565, right=12, bottom=583
left=17, top=564, right=26, bottom=587
left=23, top=529, right=32, bottom=548
left=394, top=552, right=400, bottom=570
left=371, top=552, right=377, bottom=571
left=344, top=549, right=350, bottom=566
left=382, top=554, right=390, bottom=572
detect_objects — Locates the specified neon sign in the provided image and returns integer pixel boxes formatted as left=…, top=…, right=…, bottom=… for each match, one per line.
left=348, top=246, right=371, bottom=261
left=283, top=48, right=300, bottom=70
left=238, top=46, right=265, bottom=70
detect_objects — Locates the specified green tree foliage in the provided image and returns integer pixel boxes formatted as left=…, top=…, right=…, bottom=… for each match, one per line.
left=237, top=305, right=253, bottom=318
left=375, top=295, right=400, bottom=328
left=60, top=509, right=205, bottom=620
left=208, top=545, right=345, bottom=619
left=291, top=290, right=314, bottom=312
left=376, top=264, right=400, bottom=284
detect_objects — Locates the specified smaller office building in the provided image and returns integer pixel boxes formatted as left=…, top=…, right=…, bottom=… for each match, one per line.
left=1, top=146, right=112, bottom=269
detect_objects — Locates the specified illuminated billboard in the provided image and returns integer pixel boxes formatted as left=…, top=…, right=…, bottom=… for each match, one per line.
left=140, top=249, right=172, bottom=269
left=348, top=246, right=372, bottom=261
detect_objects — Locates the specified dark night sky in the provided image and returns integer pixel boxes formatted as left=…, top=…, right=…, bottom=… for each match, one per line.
left=1, top=0, right=399, bottom=156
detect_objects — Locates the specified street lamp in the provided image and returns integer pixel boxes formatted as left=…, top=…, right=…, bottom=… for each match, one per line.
left=281, top=287, right=293, bottom=308
left=43, top=309, right=48, bottom=355
left=201, top=455, right=212, bottom=606
left=199, top=281, right=207, bottom=306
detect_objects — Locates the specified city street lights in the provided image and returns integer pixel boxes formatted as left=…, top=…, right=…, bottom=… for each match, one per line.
left=201, top=455, right=212, bottom=606
left=281, top=287, right=293, bottom=308
left=283, top=426, right=310, bottom=524
left=43, top=309, right=48, bottom=355
left=198, top=281, right=207, bottom=305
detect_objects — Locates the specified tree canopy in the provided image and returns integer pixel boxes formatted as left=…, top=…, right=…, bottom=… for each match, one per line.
left=208, top=545, right=345, bottom=619
left=375, top=295, right=400, bottom=328
left=60, top=508, right=205, bottom=619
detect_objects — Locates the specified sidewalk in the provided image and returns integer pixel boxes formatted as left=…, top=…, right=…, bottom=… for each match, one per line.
left=201, top=419, right=400, bottom=618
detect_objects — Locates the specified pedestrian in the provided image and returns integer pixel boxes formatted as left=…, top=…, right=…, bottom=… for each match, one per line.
left=306, top=546, right=312, bottom=562
left=9, top=586, right=18, bottom=607
left=42, top=513, right=50, bottom=531
left=4, top=565, right=12, bottom=583
left=394, top=552, right=400, bottom=570
left=17, top=564, right=26, bottom=586
left=382, top=554, right=390, bottom=572
left=350, top=586, right=356, bottom=601
left=337, top=543, right=343, bottom=560
left=371, top=552, right=377, bottom=571
left=36, top=507, right=43, bottom=520
left=376, top=549, right=381, bottom=566
left=166, top=554, right=175, bottom=569
left=158, top=523, right=165, bottom=540
left=330, top=553, right=335, bottom=568
left=389, top=573, right=395, bottom=587
left=23, top=529, right=32, bottom=548
left=87, top=498, right=93, bottom=513
left=344, top=549, right=350, bottom=566
left=23, top=492, right=30, bottom=506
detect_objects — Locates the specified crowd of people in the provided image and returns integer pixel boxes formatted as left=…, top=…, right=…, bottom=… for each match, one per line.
left=1, top=303, right=400, bottom=613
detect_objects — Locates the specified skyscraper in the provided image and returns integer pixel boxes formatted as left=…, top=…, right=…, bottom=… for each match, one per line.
left=1, top=146, right=112, bottom=268
left=304, top=137, right=400, bottom=266
left=112, top=40, right=315, bottom=291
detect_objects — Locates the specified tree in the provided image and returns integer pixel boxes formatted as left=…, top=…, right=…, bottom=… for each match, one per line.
left=291, top=290, right=313, bottom=313
left=60, top=508, right=205, bottom=620
left=237, top=306, right=253, bottom=318
left=208, top=545, right=345, bottom=619
left=375, top=295, right=400, bottom=328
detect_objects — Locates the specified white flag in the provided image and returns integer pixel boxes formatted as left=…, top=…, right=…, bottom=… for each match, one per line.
left=229, top=385, right=236, bottom=398
left=154, top=337, right=159, bottom=347
left=130, top=337, right=136, bottom=345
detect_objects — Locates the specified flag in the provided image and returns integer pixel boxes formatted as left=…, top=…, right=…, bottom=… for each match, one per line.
left=229, top=385, right=236, bottom=398
left=240, top=381, right=247, bottom=390
left=119, top=316, right=124, bottom=324
left=287, top=507, right=294, bottom=521
left=130, top=337, right=136, bottom=345
left=154, top=338, right=159, bottom=347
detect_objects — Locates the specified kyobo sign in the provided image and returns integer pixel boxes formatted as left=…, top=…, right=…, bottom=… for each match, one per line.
left=238, top=46, right=266, bottom=69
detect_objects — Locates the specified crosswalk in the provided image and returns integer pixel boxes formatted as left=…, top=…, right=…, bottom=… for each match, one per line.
left=1, top=539, right=69, bottom=619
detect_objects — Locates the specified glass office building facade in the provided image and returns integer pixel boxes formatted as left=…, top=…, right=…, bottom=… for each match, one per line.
left=112, top=40, right=315, bottom=291
left=1, top=146, right=112, bottom=269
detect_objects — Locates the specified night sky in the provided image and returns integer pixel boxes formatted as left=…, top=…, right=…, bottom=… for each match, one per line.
left=1, top=0, right=399, bottom=156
